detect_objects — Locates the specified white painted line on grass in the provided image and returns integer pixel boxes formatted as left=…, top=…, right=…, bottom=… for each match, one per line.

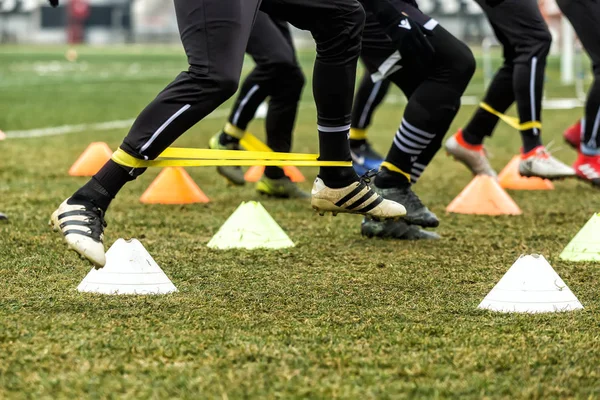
left=4, top=109, right=229, bottom=140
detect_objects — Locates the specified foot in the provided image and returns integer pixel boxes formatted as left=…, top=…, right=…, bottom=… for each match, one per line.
left=573, top=152, right=600, bottom=188
left=519, top=146, right=575, bottom=180
left=49, top=198, right=106, bottom=268
left=350, top=140, right=384, bottom=175
left=209, top=132, right=246, bottom=186
left=311, top=176, right=406, bottom=220
left=372, top=183, right=439, bottom=228
left=445, top=130, right=497, bottom=177
left=361, top=218, right=440, bottom=240
left=0, top=212, right=7, bottom=221
left=256, top=176, right=310, bottom=199
left=564, top=120, right=582, bottom=150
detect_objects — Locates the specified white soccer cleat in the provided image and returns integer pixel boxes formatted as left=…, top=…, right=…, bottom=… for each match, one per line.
left=519, top=147, right=576, bottom=180
left=311, top=177, right=406, bottom=220
left=445, top=131, right=497, bottom=177
left=49, top=198, right=107, bottom=268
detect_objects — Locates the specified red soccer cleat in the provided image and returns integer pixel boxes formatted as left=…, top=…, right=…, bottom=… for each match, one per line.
left=564, top=120, right=582, bottom=150
left=573, top=152, right=600, bottom=188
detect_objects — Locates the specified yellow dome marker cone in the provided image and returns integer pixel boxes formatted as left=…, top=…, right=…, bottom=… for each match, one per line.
left=560, top=214, right=600, bottom=262
left=208, top=201, right=294, bottom=250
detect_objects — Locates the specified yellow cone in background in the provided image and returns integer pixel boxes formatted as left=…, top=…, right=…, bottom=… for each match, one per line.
left=208, top=201, right=294, bottom=250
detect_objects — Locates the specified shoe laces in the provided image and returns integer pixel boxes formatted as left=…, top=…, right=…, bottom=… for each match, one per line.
left=83, top=206, right=107, bottom=239
left=359, top=169, right=379, bottom=186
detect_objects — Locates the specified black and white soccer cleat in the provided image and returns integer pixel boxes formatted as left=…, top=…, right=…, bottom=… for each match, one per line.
left=311, top=175, right=406, bottom=220
left=49, top=198, right=106, bottom=268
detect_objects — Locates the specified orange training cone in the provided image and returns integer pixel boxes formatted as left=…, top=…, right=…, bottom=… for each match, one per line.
left=140, top=167, right=209, bottom=204
left=498, top=155, right=554, bottom=190
left=68, top=142, right=113, bottom=177
left=0, top=130, right=6, bottom=141
left=446, top=175, right=522, bottom=215
left=244, top=166, right=265, bottom=183
left=244, top=165, right=306, bottom=183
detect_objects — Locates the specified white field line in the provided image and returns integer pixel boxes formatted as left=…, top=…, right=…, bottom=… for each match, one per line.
left=4, top=109, right=229, bottom=140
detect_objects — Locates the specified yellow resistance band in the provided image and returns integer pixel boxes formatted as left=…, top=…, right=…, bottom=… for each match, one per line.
left=380, top=161, right=411, bottom=182
left=479, top=102, right=542, bottom=131
left=112, top=148, right=352, bottom=169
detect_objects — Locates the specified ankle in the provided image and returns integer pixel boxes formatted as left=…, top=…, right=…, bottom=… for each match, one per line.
left=318, top=167, right=357, bottom=188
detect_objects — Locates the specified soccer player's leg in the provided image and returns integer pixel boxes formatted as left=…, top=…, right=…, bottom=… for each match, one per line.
left=50, top=0, right=261, bottom=267
left=453, top=0, right=573, bottom=179
left=262, top=0, right=406, bottom=219
left=209, top=12, right=305, bottom=189
left=256, top=17, right=309, bottom=199
left=445, top=22, right=514, bottom=177
left=350, top=72, right=390, bottom=174
left=360, top=9, right=475, bottom=235
left=557, top=0, right=600, bottom=187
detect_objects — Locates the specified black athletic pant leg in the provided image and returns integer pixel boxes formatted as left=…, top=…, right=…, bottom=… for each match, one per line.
left=557, top=0, right=600, bottom=153
left=351, top=72, right=392, bottom=131
left=464, top=0, right=552, bottom=152
left=74, top=0, right=261, bottom=210
left=122, top=0, right=261, bottom=161
left=262, top=0, right=365, bottom=186
left=360, top=7, right=475, bottom=186
left=225, top=12, right=305, bottom=179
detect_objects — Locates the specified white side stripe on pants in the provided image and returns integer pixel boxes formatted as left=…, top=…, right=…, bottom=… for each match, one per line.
left=140, top=103, right=191, bottom=154
left=358, top=81, right=383, bottom=128
left=530, top=56, right=539, bottom=136
left=232, top=84, right=260, bottom=126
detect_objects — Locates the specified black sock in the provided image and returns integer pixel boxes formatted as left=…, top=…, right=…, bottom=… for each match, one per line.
left=349, top=138, right=367, bottom=148
left=72, top=160, right=135, bottom=211
left=374, top=167, right=410, bottom=189
left=521, top=129, right=542, bottom=153
left=264, top=166, right=285, bottom=180
left=461, top=127, right=485, bottom=146
left=219, top=131, right=240, bottom=146
left=318, top=130, right=357, bottom=188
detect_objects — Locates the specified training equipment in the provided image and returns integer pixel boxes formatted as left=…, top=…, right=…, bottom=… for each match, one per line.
left=140, top=167, right=209, bottom=204
left=361, top=218, right=440, bottom=240
left=208, top=201, right=294, bottom=249
left=372, top=184, right=438, bottom=228
left=519, top=147, right=576, bottom=180
left=445, top=131, right=497, bottom=177
left=77, top=239, right=177, bottom=295
left=241, top=133, right=306, bottom=183
left=0, top=130, right=6, bottom=141
left=311, top=177, right=406, bottom=220
left=573, top=153, right=600, bottom=188
left=446, top=175, right=522, bottom=215
left=498, top=156, right=554, bottom=190
left=560, top=214, right=600, bottom=262
left=255, top=176, right=310, bottom=199
left=478, top=254, right=583, bottom=313
left=68, top=142, right=113, bottom=177
left=244, top=165, right=305, bottom=183
left=50, top=198, right=106, bottom=268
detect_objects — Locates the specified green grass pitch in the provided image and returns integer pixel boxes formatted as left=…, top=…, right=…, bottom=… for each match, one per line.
left=1, top=45, right=599, bottom=398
